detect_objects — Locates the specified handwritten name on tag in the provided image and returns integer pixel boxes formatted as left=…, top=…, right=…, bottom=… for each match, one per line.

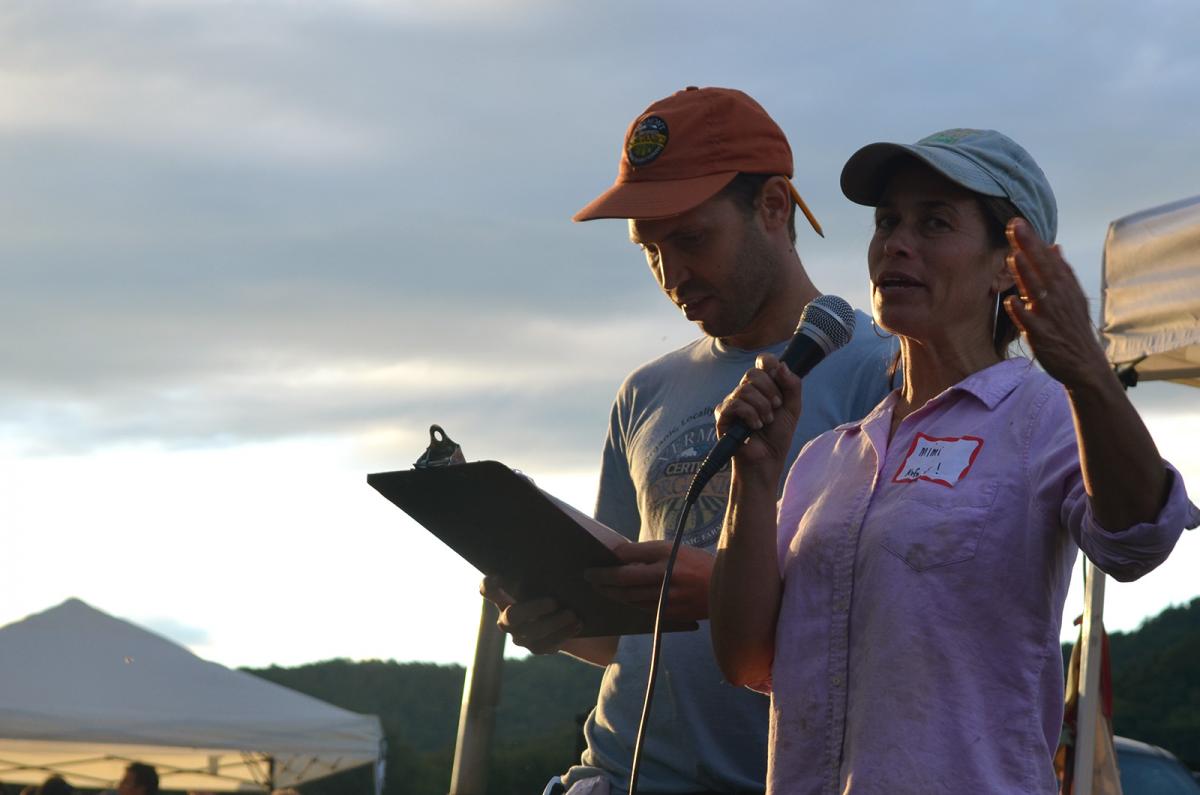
left=893, top=433, right=983, bottom=487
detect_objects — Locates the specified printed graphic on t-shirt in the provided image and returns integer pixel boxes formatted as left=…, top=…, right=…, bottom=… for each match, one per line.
left=644, top=413, right=731, bottom=548
left=893, top=432, right=983, bottom=487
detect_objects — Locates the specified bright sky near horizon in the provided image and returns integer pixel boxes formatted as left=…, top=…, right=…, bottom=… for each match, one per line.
left=1, top=0, right=1198, bottom=669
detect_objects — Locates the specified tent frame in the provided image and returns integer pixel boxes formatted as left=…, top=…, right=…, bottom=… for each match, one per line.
left=0, top=750, right=276, bottom=791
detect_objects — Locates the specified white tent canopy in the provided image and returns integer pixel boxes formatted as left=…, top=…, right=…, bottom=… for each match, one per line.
left=0, top=599, right=383, bottom=792
left=1101, top=193, right=1200, bottom=387
left=1072, top=195, right=1200, bottom=795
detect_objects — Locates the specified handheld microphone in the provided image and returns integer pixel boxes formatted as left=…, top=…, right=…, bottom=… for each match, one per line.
left=686, top=294, right=856, bottom=500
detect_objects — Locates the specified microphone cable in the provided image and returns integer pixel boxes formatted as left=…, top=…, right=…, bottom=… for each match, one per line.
left=625, top=295, right=855, bottom=795
left=627, top=447, right=720, bottom=795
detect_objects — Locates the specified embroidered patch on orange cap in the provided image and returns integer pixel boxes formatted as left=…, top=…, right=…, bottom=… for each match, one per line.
left=626, top=115, right=669, bottom=167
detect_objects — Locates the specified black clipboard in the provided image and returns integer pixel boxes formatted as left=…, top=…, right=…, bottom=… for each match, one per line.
left=368, top=460, right=698, bottom=637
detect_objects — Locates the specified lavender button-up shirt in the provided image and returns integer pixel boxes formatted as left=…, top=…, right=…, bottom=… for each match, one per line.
left=767, top=358, right=1196, bottom=794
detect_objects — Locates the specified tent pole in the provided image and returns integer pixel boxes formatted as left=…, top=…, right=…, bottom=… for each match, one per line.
left=1073, top=561, right=1106, bottom=795
left=374, top=738, right=387, bottom=795
left=449, top=598, right=506, bottom=795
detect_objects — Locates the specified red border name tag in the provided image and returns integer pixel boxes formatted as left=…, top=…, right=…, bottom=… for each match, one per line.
left=893, top=432, right=984, bottom=488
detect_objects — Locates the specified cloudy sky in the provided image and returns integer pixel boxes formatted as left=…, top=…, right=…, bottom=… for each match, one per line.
left=1, top=0, right=1198, bottom=668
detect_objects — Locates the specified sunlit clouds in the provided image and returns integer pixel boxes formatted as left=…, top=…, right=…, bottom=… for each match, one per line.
left=1, top=0, right=1198, bottom=665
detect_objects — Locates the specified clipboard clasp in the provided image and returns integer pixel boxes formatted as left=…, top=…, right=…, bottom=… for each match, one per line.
left=414, top=424, right=466, bottom=468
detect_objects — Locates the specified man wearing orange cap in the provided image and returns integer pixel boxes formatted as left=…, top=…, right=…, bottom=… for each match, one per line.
left=484, top=87, right=895, bottom=794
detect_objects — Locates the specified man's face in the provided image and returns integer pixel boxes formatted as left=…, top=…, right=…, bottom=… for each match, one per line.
left=117, top=771, right=143, bottom=795
left=628, top=192, right=781, bottom=341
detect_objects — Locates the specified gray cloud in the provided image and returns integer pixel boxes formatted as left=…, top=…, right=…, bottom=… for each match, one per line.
left=2, top=0, right=1198, bottom=470
left=138, top=615, right=211, bottom=647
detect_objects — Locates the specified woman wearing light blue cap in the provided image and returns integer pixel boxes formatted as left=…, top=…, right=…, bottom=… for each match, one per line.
left=709, top=129, right=1198, bottom=792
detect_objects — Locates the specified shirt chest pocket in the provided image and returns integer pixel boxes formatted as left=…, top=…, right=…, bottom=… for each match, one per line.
left=879, top=480, right=1000, bottom=571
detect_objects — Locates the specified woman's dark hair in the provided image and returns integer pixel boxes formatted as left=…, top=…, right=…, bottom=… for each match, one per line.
left=124, top=764, right=159, bottom=795
left=977, top=194, right=1024, bottom=357
left=36, top=777, right=74, bottom=795
left=717, top=172, right=798, bottom=244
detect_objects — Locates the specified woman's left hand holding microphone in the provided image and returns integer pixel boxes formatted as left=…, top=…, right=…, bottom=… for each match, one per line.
left=714, top=353, right=805, bottom=484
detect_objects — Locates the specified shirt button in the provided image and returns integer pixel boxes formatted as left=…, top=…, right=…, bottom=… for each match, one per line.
left=832, top=675, right=843, bottom=686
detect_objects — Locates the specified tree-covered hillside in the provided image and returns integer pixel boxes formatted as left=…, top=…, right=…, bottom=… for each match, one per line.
left=249, top=652, right=603, bottom=795
left=248, top=597, right=1200, bottom=794
left=1057, top=597, right=1200, bottom=770
left=1108, top=599, right=1200, bottom=768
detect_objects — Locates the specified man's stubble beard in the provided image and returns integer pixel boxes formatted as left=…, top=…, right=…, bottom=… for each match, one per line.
left=704, top=222, right=782, bottom=341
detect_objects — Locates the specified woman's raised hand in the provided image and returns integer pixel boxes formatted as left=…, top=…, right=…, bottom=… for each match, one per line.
left=1003, top=218, right=1111, bottom=391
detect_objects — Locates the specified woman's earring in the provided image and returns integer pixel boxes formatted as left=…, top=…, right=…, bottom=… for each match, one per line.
left=991, top=291, right=1001, bottom=343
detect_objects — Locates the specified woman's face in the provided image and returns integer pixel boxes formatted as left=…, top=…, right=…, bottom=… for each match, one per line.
left=868, top=162, right=1010, bottom=350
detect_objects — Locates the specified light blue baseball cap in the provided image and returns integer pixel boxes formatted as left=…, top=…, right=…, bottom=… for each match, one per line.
left=840, top=128, right=1057, bottom=243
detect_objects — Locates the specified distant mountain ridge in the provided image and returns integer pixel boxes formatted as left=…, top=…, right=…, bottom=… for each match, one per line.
left=249, top=652, right=603, bottom=794
left=1107, top=598, right=1200, bottom=768
left=247, top=597, right=1200, bottom=794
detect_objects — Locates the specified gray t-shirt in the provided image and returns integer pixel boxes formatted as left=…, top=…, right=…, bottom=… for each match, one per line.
left=564, top=311, right=896, bottom=793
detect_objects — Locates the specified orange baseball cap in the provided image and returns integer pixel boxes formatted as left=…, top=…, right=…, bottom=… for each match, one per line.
left=573, top=86, right=822, bottom=236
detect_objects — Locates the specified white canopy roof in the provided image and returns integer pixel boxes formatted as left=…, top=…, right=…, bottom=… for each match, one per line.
left=1101, top=194, right=1200, bottom=386
left=0, top=599, right=383, bottom=792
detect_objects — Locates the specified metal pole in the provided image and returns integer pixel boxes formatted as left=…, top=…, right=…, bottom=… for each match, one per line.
left=449, top=598, right=507, bottom=795
left=1073, top=561, right=1107, bottom=795
left=373, top=736, right=387, bottom=795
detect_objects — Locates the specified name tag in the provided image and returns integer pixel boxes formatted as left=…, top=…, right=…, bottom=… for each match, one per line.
left=893, top=433, right=983, bottom=487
